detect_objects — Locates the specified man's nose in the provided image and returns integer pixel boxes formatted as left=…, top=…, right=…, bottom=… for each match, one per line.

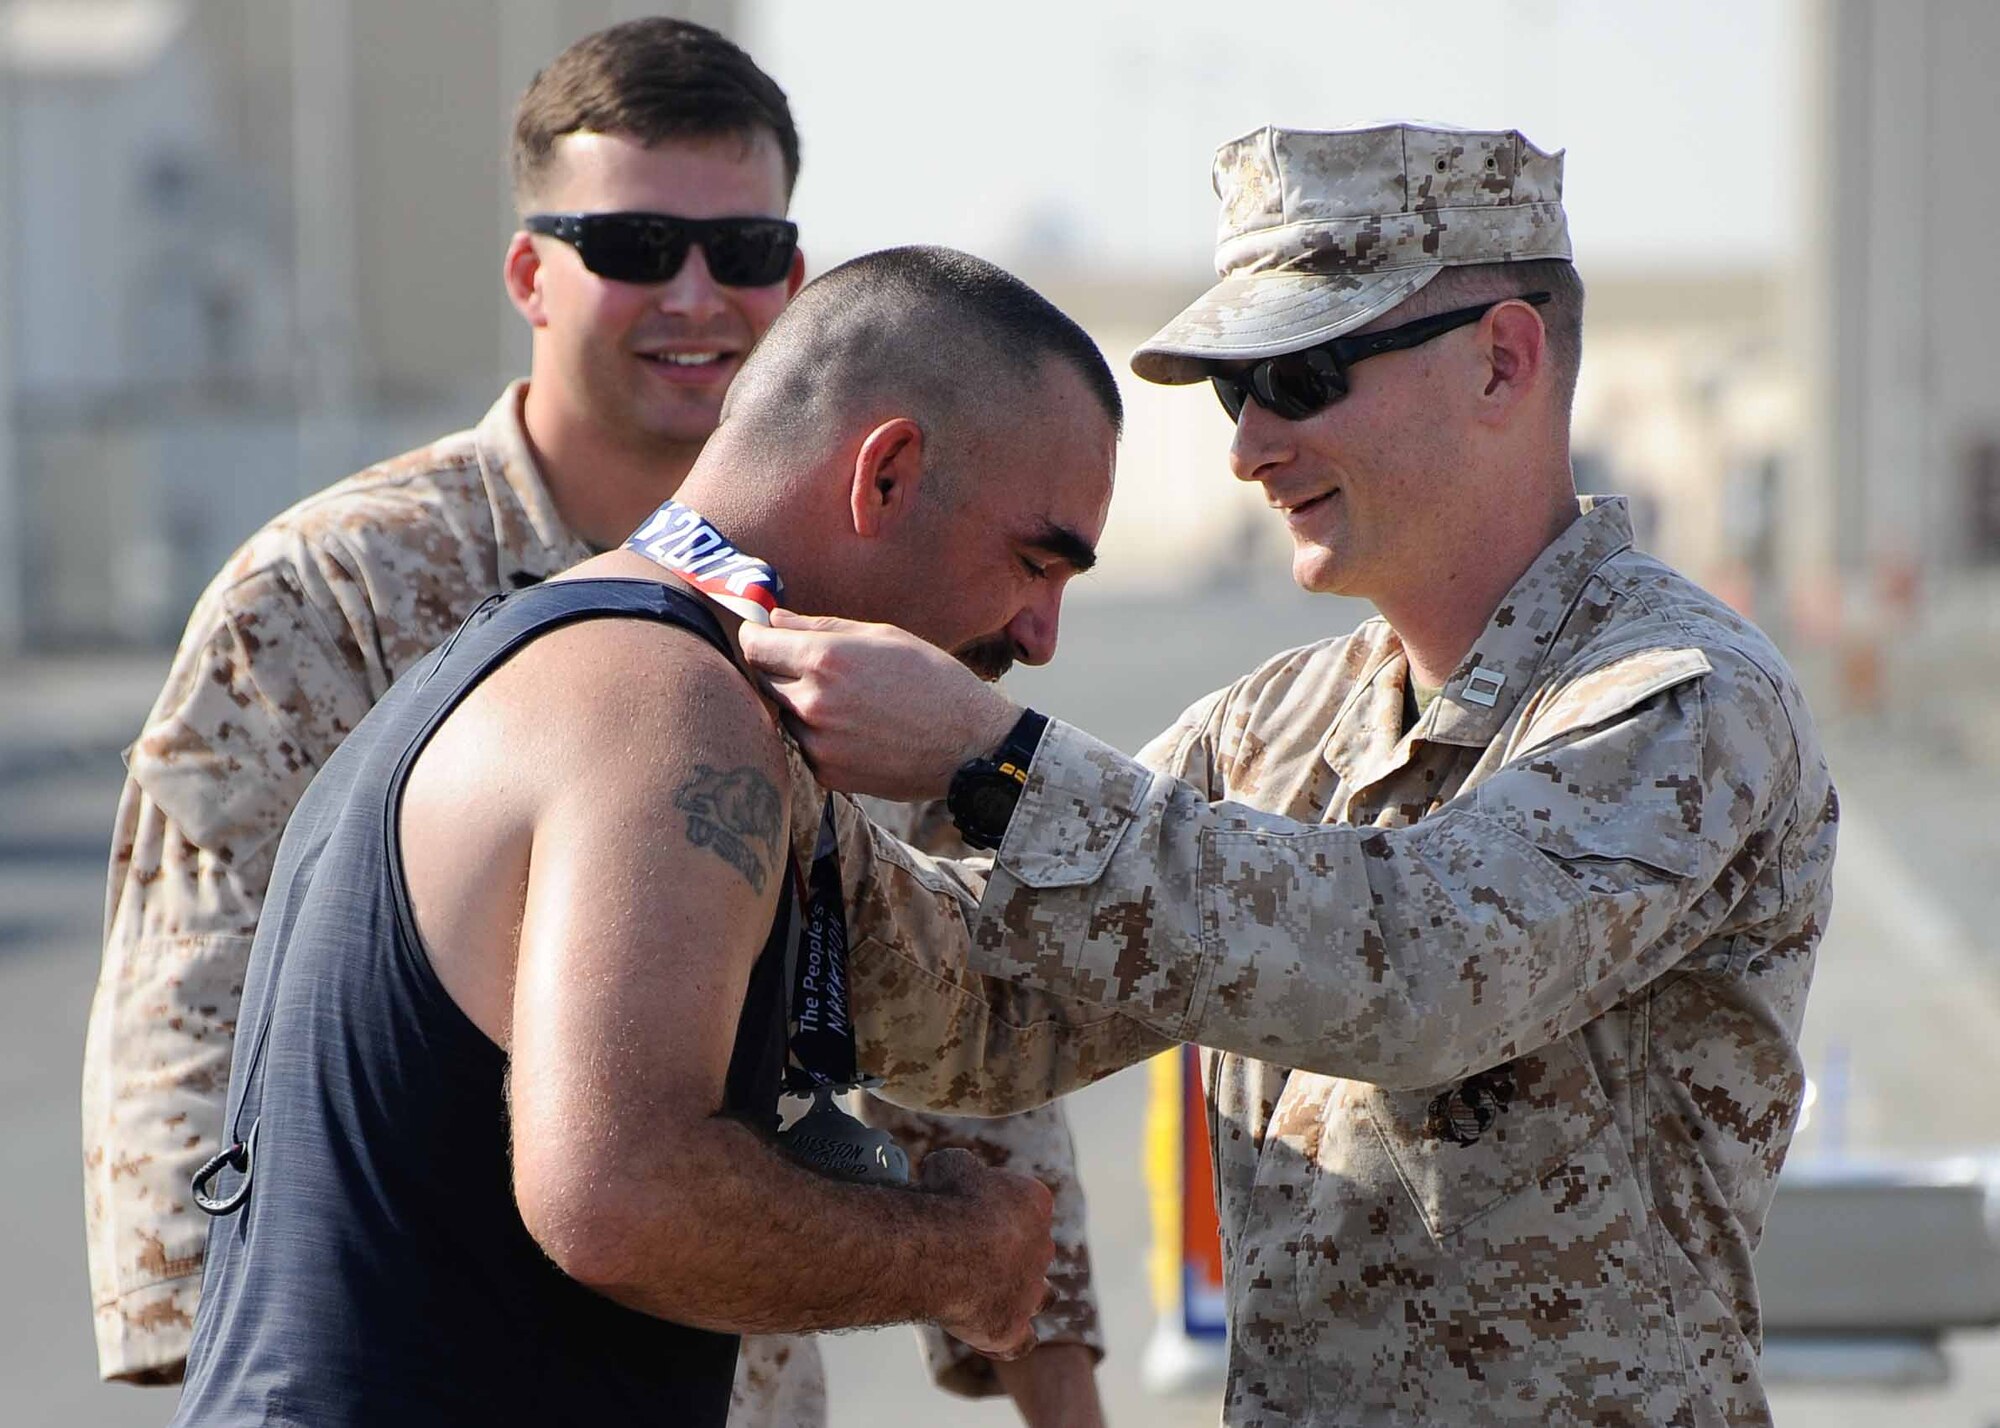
left=1228, top=400, right=1294, bottom=487
left=654, top=244, right=729, bottom=322
left=1006, top=582, right=1066, bottom=668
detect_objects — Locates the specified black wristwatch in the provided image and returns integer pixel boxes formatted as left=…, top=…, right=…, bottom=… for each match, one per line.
left=946, top=709, right=1049, bottom=850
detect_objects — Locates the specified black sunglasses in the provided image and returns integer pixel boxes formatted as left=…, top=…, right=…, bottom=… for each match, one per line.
left=1211, top=292, right=1552, bottom=423
left=525, top=212, right=799, bottom=288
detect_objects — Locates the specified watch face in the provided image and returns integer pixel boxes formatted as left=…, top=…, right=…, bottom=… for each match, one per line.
left=949, top=762, right=1025, bottom=849
left=964, top=777, right=1019, bottom=832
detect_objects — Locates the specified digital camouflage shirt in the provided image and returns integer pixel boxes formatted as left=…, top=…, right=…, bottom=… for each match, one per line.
left=839, top=497, right=1836, bottom=1426
left=80, top=383, right=1102, bottom=1419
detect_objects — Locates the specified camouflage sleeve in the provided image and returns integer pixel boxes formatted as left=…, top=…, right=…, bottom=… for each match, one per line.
left=847, top=796, right=1104, bottom=1396
left=840, top=807, right=1174, bottom=1115
left=972, top=646, right=1804, bottom=1089
left=834, top=690, right=1223, bottom=1118
left=81, top=561, right=373, bottom=1381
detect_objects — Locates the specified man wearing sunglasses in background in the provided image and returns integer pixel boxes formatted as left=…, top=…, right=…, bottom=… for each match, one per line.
left=81, top=19, right=1105, bottom=1427
left=741, top=123, right=1838, bottom=1425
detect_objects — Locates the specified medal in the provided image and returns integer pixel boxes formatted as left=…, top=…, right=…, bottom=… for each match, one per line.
left=777, top=1087, right=912, bottom=1186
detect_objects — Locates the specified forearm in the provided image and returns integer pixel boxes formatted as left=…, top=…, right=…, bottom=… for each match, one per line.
left=974, top=717, right=1725, bottom=1088
left=993, top=1344, right=1104, bottom=1428
left=543, top=1112, right=990, bottom=1336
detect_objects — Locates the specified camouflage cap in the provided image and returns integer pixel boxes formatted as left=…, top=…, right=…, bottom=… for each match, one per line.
left=1132, top=123, right=1571, bottom=384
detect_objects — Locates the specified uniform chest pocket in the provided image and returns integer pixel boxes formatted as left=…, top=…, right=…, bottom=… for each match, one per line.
left=1364, top=1035, right=1614, bottom=1243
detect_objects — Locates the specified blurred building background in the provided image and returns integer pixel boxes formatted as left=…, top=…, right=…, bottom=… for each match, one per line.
left=1802, top=0, right=2000, bottom=756
left=0, top=0, right=1993, bottom=748
left=0, top=0, right=736, bottom=650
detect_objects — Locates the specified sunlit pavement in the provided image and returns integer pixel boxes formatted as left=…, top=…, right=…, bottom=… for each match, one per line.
left=9, top=588, right=2000, bottom=1426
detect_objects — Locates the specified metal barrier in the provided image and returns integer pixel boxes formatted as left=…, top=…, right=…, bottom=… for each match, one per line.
left=1757, top=1158, right=2000, bottom=1387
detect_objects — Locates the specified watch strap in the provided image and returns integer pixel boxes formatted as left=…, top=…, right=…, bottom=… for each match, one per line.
left=946, top=708, right=1048, bottom=850
left=992, top=707, right=1049, bottom=781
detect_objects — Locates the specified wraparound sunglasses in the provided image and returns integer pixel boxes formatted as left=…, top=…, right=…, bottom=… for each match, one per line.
left=525, top=211, right=799, bottom=288
left=1212, top=291, right=1552, bottom=422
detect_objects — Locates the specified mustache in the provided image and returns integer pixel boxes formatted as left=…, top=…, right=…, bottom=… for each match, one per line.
left=954, top=635, right=1015, bottom=683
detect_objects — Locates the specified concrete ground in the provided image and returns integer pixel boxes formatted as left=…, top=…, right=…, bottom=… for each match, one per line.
left=7, top=583, right=2000, bottom=1426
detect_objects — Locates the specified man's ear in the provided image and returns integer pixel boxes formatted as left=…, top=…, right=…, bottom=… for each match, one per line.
left=784, top=246, right=807, bottom=300
left=503, top=232, right=548, bottom=328
left=1478, top=298, right=1547, bottom=414
left=849, top=418, right=927, bottom=538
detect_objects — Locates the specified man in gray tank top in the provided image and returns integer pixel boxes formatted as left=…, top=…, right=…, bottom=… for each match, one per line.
left=172, top=246, right=1123, bottom=1427
left=86, top=19, right=1106, bottom=1423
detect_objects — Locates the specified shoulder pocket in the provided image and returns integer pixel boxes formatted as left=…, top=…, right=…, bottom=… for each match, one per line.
left=1489, top=648, right=1714, bottom=879
left=1520, top=647, right=1712, bottom=750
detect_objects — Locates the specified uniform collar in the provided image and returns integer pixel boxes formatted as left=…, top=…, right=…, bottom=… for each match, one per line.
left=474, top=381, right=597, bottom=588
left=1420, top=495, right=1634, bottom=747
left=1315, top=626, right=1410, bottom=793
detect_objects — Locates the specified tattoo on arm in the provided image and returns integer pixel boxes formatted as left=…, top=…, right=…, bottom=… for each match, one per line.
left=675, top=763, right=783, bottom=893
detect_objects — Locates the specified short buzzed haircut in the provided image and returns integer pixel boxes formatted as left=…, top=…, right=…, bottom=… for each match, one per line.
left=511, top=18, right=800, bottom=208
left=1389, top=258, right=1585, bottom=412
left=722, top=246, right=1123, bottom=490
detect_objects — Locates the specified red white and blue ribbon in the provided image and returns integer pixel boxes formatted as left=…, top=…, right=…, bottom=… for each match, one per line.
left=625, top=500, right=784, bottom=626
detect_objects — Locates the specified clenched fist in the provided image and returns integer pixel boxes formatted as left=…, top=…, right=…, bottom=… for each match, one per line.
left=918, top=1147, right=1056, bottom=1359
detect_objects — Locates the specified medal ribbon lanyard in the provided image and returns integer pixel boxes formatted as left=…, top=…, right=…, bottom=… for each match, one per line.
left=777, top=805, right=910, bottom=1185
left=787, top=800, right=862, bottom=1094
left=626, top=499, right=785, bottom=624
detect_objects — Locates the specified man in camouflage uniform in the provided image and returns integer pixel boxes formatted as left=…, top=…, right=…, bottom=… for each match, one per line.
left=80, top=20, right=1103, bottom=1424
left=743, top=124, right=1838, bottom=1426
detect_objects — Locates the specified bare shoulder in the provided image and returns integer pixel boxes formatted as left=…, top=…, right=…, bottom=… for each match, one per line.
left=495, top=612, right=791, bottom=882
left=402, top=607, right=792, bottom=1041
left=534, top=612, right=771, bottom=728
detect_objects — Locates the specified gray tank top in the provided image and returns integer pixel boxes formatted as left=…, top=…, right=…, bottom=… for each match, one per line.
left=171, top=578, right=794, bottom=1427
